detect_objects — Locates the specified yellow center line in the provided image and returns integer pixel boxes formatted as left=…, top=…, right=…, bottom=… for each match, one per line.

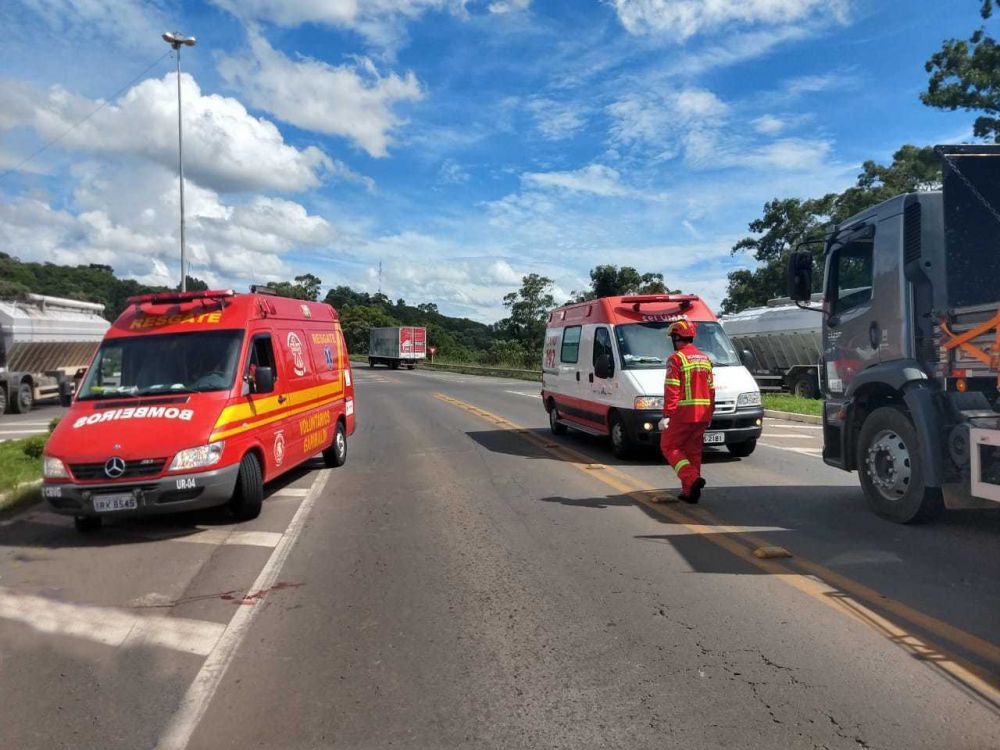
left=433, top=392, right=1000, bottom=707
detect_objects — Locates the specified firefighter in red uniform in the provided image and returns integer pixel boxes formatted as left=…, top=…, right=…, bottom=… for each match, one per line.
left=659, top=319, right=715, bottom=503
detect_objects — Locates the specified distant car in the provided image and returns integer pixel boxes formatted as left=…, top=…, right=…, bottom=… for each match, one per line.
left=541, top=294, right=763, bottom=459
left=42, top=288, right=356, bottom=532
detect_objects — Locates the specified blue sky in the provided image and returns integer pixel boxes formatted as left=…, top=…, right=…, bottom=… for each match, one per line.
left=0, top=0, right=985, bottom=322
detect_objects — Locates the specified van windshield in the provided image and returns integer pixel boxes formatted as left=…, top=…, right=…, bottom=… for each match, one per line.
left=614, top=321, right=741, bottom=368
left=77, top=330, right=245, bottom=400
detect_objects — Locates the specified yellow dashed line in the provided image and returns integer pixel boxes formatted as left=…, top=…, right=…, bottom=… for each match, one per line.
left=433, top=392, right=1000, bottom=706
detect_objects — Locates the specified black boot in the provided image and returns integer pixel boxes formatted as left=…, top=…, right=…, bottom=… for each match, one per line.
left=682, top=477, right=706, bottom=504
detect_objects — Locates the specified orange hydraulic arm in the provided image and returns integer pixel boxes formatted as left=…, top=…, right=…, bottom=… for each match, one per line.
left=940, top=308, right=1000, bottom=388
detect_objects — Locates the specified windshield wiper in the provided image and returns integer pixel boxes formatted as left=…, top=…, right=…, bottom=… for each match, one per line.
left=77, top=387, right=139, bottom=401
left=135, top=385, right=196, bottom=396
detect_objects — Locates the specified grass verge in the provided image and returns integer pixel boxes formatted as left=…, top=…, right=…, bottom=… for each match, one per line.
left=0, top=434, right=47, bottom=514
left=763, top=393, right=823, bottom=417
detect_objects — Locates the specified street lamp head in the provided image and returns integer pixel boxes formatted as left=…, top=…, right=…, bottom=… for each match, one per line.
left=162, top=31, right=196, bottom=48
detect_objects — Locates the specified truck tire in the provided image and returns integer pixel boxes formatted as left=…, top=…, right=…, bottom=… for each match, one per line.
left=548, top=402, right=567, bottom=435
left=9, top=381, right=32, bottom=414
left=0, top=386, right=6, bottom=416
left=323, top=421, right=347, bottom=468
left=230, top=453, right=264, bottom=521
left=609, top=413, right=634, bottom=459
left=390, top=360, right=400, bottom=370
left=792, top=373, right=818, bottom=400
left=368, top=358, right=375, bottom=369
left=857, top=407, right=943, bottom=524
left=727, top=439, right=757, bottom=458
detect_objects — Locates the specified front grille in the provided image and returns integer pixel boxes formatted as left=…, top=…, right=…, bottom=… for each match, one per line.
left=69, top=458, right=167, bottom=481
left=714, top=400, right=736, bottom=415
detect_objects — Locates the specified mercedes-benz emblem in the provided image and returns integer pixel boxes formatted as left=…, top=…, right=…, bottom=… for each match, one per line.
left=104, top=456, right=126, bottom=479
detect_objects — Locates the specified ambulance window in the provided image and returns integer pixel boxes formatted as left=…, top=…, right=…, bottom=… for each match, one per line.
left=560, top=326, right=581, bottom=363
left=593, top=327, right=613, bottom=368
left=249, top=336, right=276, bottom=376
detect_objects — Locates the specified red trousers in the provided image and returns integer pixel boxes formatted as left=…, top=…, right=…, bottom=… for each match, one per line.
left=660, top=420, right=709, bottom=494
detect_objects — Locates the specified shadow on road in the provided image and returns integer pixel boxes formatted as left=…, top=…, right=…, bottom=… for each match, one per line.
left=0, top=460, right=323, bottom=549
left=466, top=428, right=741, bottom=468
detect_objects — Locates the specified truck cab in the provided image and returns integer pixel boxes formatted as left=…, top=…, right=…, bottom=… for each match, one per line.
left=788, top=145, right=1000, bottom=522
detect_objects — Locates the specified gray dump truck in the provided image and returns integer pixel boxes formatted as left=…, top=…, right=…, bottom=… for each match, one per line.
left=787, top=144, right=1000, bottom=522
left=721, top=295, right=822, bottom=398
left=0, top=294, right=110, bottom=415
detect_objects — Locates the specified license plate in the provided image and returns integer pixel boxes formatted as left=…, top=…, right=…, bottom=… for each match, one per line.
left=703, top=432, right=725, bottom=445
left=93, top=493, right=137, bottom=512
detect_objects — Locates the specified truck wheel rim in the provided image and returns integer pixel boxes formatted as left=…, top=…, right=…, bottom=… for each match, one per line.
left=865, top=429, right=912, bottom=500
left=612, top=421, right=624, bottom=447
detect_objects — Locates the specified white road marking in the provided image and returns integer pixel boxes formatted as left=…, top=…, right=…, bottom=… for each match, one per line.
left=504, top=390, right=540, bottom=399
left=0, top=421, right=54, bottom=427
left=269, top=487, right=310, bottom=498
left=758, top=441, right=823, bottom=457
left=0, top=586, right=225, bottom=656
left=166, top=530, right=283, bottom=548
left=154, top=468, right=332, bottom=750
left=0, top=429, right=45, bottom=435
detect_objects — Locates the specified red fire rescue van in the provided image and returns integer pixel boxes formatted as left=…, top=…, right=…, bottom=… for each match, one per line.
left=42, top=288, right=355, bottom=531
left=542, top=294, right=763, bottom=458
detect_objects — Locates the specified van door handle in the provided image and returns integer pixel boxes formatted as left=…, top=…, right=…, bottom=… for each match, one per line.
left=277, top=394, right=287, bottom=404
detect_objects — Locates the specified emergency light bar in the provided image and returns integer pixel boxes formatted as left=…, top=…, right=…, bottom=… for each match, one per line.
left=127, top=289, right=235, bottom=306
left=620, top=294, right=698, bottom=312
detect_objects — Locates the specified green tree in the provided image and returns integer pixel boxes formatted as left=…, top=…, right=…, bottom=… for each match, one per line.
left=922, top=1, right=1000, bottom=141
left=499, top=273, right=554, bottom=349
left=721, top=146, right=940, bottom=313
left=574, top=265, right=677, bottom=300
left=272, top=273, right=322, bottom=301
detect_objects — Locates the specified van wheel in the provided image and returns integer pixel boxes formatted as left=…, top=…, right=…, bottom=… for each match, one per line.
left=74, top=515, right=102, bottom=533
left=323, top=421, right=347, bottom=468
left=9, top=381, right=32, bottom=414
left=857, top=407, right=943, bottom=524
left=230, top=453, right=264, bottom=521
left=609, top=414, right=634, bottom=459
left=727, top=439, right=756, bottom=458
left=548, top=403, right=567, bottom=435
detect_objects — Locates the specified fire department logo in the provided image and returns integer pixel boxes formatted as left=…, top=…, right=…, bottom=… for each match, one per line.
left=273, top=431, right=285, bottom=467
left=287, top=332, right=307, bottom=376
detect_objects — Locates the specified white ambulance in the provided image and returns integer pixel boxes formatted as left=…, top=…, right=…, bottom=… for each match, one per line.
left=541, top=294, right=763, bottom=458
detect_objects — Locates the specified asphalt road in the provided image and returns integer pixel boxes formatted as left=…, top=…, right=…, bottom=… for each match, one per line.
left=0, top=402, right=66, bottom=442
left=0, top=367, right=998, bottom=749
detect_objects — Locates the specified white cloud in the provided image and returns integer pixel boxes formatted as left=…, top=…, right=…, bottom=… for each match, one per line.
left=0, top=74, right=332, bottom=193
left=752, top=114, right=785, bottom=135
left=526, top=97, right=588, bottom=140
left=213, top=0, right=468, bottom=51
left=0, top=162, right=336, bottom=289
left=523, top=164, right=637, bottom=198
left=439, top=159, right=471, bottom=183
left=607, top=88, right=727, bottom=152
left=607, top=0, right=850, bottom=39
left=218, top=34, right=422, bottom=158
left=489, top=0, right=531, bottom=13
left=15, top=0, right=167, bottom=51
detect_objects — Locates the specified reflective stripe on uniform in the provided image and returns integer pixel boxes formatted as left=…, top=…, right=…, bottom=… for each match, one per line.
left=678, top=398, right=712, bottom=406
left=672, top=458, right=691, bottom=472
left=664, top=378, right=681, bottom=385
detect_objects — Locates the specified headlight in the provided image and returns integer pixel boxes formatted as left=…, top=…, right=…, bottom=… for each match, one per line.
left=737, top=391, right=762, bottom=408
left=169, top=441, right=225, bottom=472
left=43, top=456, right=69, bottom=479
left=634, top=395, right=664, bottom=410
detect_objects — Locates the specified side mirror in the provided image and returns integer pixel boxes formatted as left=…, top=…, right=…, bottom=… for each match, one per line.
left=252, top=366, right=275, bottom=394
left=58, top=380, right=73, bottom=407
left=594, top=354, right=614, bottom=379
left=787, top=251, right=814, bottom=302
left=740, top=349, right=759, bottom=371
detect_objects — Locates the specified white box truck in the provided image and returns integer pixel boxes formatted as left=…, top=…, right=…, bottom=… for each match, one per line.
left=368, top=326, right=427, bottom=370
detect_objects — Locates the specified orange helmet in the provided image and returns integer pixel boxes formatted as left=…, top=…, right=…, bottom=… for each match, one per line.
left=666, top=319, right=697, bottom=340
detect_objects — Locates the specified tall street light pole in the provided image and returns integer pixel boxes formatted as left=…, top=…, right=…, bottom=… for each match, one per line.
left=162, top=31, right=196, bottom=292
